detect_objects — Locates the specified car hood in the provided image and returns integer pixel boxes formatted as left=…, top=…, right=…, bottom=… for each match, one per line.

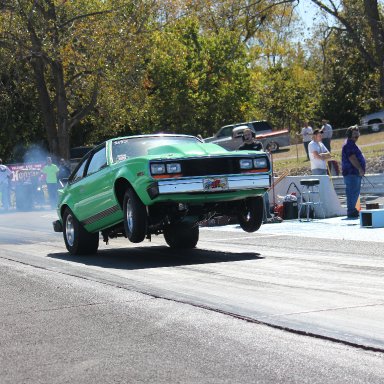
left=146, top=142, right=229, bottom=158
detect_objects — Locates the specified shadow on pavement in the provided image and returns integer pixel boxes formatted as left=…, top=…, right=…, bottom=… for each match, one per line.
left=48, top=246, right=263, bottom=270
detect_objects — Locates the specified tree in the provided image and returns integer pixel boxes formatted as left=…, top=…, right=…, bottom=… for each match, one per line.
left=139, top=18, right=253, bottom=137
left=0, top=50, right=44, bottom=161
left=310, top=0, right=384, bottom=102
left=0, top=1, right=115, bottom=159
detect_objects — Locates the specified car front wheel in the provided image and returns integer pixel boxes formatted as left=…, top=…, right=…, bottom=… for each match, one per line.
left=237, top=196, right=264, bottom=232
left=123, top=188, right=147, bottom=243
left=63, top=208, right=99, bottom=255
left=163, top=222, right=199, bottom=249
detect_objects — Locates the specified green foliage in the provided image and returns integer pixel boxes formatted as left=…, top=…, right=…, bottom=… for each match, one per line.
left=133, top=18, right=252, bottom=137
left=0, top=0, right=384, bottom=157
left=250, top=61, right=319, bottom=132
left=318, top=31, right=379, bottom=127
left=0, top=48, right=44, bottom=162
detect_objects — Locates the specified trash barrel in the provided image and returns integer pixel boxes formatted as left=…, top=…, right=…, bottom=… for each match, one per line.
left=15, top=183, right=34, bottom=211
left=283, top=200, right=298, bottom=220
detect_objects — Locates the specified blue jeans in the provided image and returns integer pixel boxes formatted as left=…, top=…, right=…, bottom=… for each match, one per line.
left=1, top=182, right=10, bottom=210
left=263, top=192, right=272, bottom=222
left=343, top=174, right=361, bottom=217
left=303, top=142, right=310, bottom=160
left=47, top=183, right=58, bottom=208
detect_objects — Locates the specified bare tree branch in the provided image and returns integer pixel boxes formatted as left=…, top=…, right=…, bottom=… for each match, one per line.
left=65, top=70, right=95, bottom=88
left=69, top=71, right=102, bottom=130
left=58, top=9, right=113, bottom=29
left=310, top=0, right=378, bottom=68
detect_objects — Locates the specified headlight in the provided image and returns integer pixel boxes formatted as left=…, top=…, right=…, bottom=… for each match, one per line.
left=150, top=164, right=166, bottom=175
left=166, top=163, right=181, bottom=173
left=239, top=159, right=253, bottom=169
left=254, top=158, right=268, bottom=168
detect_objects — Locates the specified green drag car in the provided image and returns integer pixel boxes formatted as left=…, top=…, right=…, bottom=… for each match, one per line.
left=53, top=134, right=271, bottom=255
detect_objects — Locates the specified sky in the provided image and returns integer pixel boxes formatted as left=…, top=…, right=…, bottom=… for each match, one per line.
left=297, top=0, right=322, bottom=34
left=296, top=0, right=341, bottom=36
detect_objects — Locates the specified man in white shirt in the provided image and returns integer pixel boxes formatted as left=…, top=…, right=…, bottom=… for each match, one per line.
left=299, top=121, right=313, bottom=161
left=308, top=129, right=332, bottom=175
left=0, top=158, right=13, bottom=211
left=321, top=119, right=333, bottom=152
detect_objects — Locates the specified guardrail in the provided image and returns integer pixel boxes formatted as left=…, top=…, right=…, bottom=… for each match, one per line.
left=331, top=174, right=384, bottom=195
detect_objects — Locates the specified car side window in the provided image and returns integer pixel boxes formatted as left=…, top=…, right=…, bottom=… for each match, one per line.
left=86, top=146, right=107, bottom=176
left=70, top=160, right=87, bottom=184
left=217, top=126, right=233, bottom=138
left=252, top=122, right=271, bottom=133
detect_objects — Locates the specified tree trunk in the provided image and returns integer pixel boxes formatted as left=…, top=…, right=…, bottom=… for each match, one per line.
left=364, top=0, right=384, bottom=99
left=30, top=57, right=59, bottom=156
left=53, top=61, right=71, bottom=160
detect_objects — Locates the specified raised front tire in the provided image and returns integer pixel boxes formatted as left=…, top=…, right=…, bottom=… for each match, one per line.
left=63, top=208, right=99, bottom=255
left=123, top=188, right=147, bottom=243
left=163, top=222, right=199, bottom=249
left=237, top=196, right=264, bottom=232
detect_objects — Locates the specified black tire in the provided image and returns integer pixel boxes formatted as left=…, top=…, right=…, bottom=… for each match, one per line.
left=237, top=196, right=264, bottom=232
left=368, top=119, right=382, bottom=133
left=123, top=188, right=147, bottom=243
left=266, top=141, right=279, bottom=152
left=63, top=208, right=99, bottom=255
left=163, top=222, right=199, bottom=249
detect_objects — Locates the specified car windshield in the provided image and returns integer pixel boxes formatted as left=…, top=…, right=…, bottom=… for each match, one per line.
left=111, top=136, right=200, bottom=163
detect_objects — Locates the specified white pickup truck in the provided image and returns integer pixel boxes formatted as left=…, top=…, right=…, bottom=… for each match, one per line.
left=205, top=120, right=291, bottom=152
left=360, top=110, right=384, bottom=132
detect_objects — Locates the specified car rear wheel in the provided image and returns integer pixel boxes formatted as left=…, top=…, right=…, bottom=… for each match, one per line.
left=237, top=196, right=264, bottom=232
left=123, top=188, right=147, bottom=243
left=163, top=222, right=199, bottom=249
left=368, top=119, right=382, bottom=132
left=266, top=141, right=279, bottom=152
left=63, top=208, right=99, bottom=255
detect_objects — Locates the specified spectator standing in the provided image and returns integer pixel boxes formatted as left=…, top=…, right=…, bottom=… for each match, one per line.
left=0, top=158, right=13, bottom=211
left=321, top=119, right=333, bottom=152
left=341, top=126, right=366, bottom=219
left=299, top=122, right=313, bottom=161
left=308, top=129, right=332, bottom=175
left=41, top=157, right=59, bottom=208
left=57, top=158, right=71, bottom=186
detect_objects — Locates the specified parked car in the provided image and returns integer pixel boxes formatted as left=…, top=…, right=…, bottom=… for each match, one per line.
left=69, top=146, right=94, bottom=170
left=205, top=120, right=291, bottom=152
left=360, top=110, right=384, bottom=132
left=53, top=134, right=271, bottom=255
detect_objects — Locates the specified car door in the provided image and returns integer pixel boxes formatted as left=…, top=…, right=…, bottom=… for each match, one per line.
left=70, top=145, right=117, bottom=228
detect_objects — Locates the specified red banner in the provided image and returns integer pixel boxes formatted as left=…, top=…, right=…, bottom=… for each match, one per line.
left=8, top=163, right=44, bottom=183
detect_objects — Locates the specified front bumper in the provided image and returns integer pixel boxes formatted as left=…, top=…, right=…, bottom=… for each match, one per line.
left=156, top=174, right=270, bottom=194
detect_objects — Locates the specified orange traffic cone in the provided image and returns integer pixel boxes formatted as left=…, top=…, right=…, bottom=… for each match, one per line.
left=355, top=195, right=361, bottom=211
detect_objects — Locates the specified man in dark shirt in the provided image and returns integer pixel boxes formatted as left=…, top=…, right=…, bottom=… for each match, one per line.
left=238, top=128, right=263, bottom=151
left=57, top=158, right=71, bottom=187
left=341, top=125, right=366, bottom=218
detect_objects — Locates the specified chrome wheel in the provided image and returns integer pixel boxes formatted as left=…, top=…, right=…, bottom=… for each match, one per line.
left=123, top=189, right=147, bottom=243
left=126, top=197, right=134, bottom=233
left=266, top=141, right=279, bottom=152
left=65, top=213, right=75, bottom=246
left=62, top=208, right=99, bottom=255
